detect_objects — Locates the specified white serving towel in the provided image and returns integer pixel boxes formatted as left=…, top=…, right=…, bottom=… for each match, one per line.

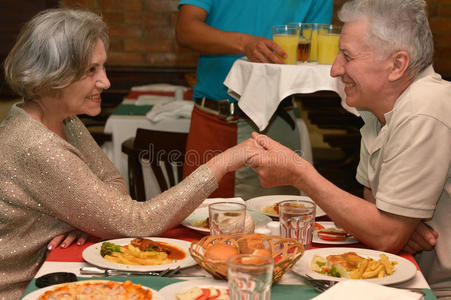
left=198, top=197, right=245, bottom=209
left=224, top=58, right=359, bottom=131
left=312, top=280, right=424, bottom=300
left=135, top=94, right=174, bottom=106
left=131, top=83, right=189, bottom=92
left=146, top=100, right=194, bottom=123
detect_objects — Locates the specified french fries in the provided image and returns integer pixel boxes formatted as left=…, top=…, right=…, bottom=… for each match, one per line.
left=313, top=253, right=397, bottom=280
left=104, top=244, right=173, bottom=266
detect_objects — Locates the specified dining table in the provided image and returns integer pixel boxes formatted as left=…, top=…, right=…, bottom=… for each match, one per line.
left=20, top=211, right=436, bottom=300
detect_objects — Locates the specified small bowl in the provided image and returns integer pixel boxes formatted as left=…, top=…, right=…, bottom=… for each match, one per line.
left=35, top=272, right=77, bottom=288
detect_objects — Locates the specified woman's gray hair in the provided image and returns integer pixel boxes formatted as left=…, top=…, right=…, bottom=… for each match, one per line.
left=4, top=8, right=109, bottom=100
left=338, top=0, right=433, bottom=76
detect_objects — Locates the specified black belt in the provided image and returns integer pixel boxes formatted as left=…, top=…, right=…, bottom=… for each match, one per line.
left=194, top=97, right=296, bottom=130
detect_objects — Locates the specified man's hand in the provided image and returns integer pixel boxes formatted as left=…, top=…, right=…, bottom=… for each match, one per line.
left=246, top=132, right=307, bottom=188
left=403, top=222, right=438, bottom=254
left=242, top=35, right=286, bottom=64
left=48, top=230, right=89, bottom=250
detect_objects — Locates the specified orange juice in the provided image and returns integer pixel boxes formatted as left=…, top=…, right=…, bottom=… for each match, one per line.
left=317, top=33, right=340, bottom=64
left=273, top=34, right=299, bottom=65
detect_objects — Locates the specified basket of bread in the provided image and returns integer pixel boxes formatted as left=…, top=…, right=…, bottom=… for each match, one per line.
left=189, top=233, right=304, bottom=282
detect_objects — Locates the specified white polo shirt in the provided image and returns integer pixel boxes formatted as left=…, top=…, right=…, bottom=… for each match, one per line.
left=355, top=66, right=451, bottom=294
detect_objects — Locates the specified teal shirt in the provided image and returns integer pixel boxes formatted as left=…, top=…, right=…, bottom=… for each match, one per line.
left=178, top=0, right=333, bottom=102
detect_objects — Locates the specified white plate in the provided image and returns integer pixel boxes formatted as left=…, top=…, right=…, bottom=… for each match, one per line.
left=159, top=278, right=229, bottom=300
left=292, top=247, right=417, bottom=285
left=22, top=280, right=164, bottom=300
left=313, top=221, right=359, bottom=245
left=246, top=195, right=327, bottom=219
left=82, top=237, right=196, bottom=272
left=182, top=207, right=272, bottom=234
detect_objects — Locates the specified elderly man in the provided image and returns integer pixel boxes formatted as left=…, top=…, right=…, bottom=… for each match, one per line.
left=247, top=0, right=451, bottom=297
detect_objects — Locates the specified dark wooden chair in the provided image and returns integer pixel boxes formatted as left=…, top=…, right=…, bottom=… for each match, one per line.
left=121, top=128, right=188, bottom=202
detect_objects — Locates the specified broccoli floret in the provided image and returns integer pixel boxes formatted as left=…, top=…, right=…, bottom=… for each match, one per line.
left=100, top=242, right=121, bottom=257
left=327, top=265, right=342, bottom=278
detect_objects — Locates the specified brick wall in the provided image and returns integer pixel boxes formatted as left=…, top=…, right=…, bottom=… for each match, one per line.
left=60, top=0, right=451, bottom=76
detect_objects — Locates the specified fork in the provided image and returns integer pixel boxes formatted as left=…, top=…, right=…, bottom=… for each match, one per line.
left=300, top=274, right=336, bottom=292
left=80, top=266, right=179, bottom=277
left=300, top=274, right=426, bottom=296
left=159, top=266, right=181, bottom=277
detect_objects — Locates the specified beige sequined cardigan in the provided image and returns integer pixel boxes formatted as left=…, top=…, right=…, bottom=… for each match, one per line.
left=0, top=104, right=217, bottom=299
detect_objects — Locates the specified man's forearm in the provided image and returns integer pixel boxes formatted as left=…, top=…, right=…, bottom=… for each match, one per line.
left=176, top=5, right=247, bottom=55
left=293, top=164, right=419, bottom=253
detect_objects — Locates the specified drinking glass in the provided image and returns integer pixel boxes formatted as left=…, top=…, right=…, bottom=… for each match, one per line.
left=272, top=24, right=299, bottom=65
left=279, top=200, right=316, bottom=249
left=308, top=23, right=329, bottom=62
left=228, top=254, right=274, bottom=300
left=317, top=24, right=342, bottom=64
left=208, top=202, right=246, bottom=235
left=289, top=23, right=313, bottom=62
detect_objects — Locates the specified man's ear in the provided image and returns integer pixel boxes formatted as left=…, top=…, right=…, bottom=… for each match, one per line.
left=388, top=50, right=410, bottom=81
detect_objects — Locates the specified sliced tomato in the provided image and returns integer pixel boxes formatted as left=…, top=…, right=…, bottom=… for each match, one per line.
left=195, top=288, right=211, bottom=300
left=314, top=223, right=325, bottom=231
left=318, top=231, right=347, bottom=241
left=208, top=288, right=221, bottom=300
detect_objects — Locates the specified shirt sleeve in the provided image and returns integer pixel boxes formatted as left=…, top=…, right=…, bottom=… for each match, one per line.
left=23, top=139, right=218, bottom=239
left=304, top=0, right=333, bottom=24
left=67, top=117, right=128, bottom=195
left=356, top=138, right=371, bottom=188
left=178, top=0, right=212, bottom=12
left=376, top=115, right=450, bottom=218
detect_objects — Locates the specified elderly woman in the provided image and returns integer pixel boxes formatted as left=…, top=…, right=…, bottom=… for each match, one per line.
left=0, top=8, right=254, bottom=299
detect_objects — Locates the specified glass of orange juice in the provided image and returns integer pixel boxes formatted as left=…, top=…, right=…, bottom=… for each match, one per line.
left=272, top=24, right=299, bottom=65
left=317, top=24, right=342, bottom=65
left=309, top=23, right=329, bottom=62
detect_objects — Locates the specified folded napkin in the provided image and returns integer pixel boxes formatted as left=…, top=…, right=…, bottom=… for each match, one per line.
left=224, top=58, right=359, bottom=131
left=135, top=94, right=174, bottom=106
left=131, top=83, right=189, bottom=92
left=198, top=197, right=245, bottom=208
left=146, top=100, right=194, bottom=123
left=312, top=280, right=423, bottom=300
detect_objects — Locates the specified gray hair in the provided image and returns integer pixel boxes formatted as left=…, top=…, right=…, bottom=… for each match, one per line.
left=338, top=0, right=433, bottom=76
left=4, top=8, right=109, bottom=100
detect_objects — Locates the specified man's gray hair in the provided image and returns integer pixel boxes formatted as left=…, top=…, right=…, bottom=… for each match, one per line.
left=338, top=0, right=433, bottom=76
left=4, top=8, right=109, bottom=100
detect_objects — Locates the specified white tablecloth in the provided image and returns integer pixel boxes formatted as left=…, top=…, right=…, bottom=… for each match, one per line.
left=224, top=58, right=359, bottom=131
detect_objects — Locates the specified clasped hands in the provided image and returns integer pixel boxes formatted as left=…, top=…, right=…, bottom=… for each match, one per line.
left=211, top=132, right=308, bottom=187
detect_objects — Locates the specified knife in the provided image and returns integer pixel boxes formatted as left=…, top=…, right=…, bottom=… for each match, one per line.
left=79, top=266, right=206, bottom=277
left=80, top=266, right=162, bottom=277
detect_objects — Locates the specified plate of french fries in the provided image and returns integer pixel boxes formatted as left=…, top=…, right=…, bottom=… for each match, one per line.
left=82, top=237, right=197, bottom=272
left=292, top=247, right=417, bottom=285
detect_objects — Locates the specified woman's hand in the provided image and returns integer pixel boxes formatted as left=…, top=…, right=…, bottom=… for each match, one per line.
left=47, top=230, right=90, bottom=250
left=206, top=137, right=260, bottom=181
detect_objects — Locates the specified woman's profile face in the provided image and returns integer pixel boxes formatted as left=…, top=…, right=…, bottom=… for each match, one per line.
left=57, top=39, right=110, bottom=118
